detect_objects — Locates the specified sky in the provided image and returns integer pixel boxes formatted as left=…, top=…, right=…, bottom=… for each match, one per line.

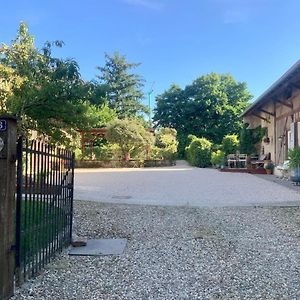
left=2, top=0, right=300, bottom=110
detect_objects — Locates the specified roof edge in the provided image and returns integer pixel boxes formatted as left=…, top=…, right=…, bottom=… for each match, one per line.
left=241, top=60, right=300, bottom=117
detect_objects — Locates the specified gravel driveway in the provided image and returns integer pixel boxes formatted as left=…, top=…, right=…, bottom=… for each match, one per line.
left=12, top=162, right=300, bottom=299
left=75, top=161, right=300, bottom=207
left=12, top=201, right=300, bottom=299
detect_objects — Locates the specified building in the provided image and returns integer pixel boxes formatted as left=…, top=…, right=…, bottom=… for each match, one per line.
left=241, top=60, right=300, bottom=168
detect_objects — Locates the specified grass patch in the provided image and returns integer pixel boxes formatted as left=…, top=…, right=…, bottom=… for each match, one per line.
left=20, top=198, right=69, bottom=265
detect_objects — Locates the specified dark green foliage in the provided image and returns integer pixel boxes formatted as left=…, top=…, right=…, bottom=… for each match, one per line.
left=185, top=136, right=212, bottom=167
left=239, top=125, right=267, bottom=154
left=154, top=73, right=252, bottom=149
left=97, top=52, right=147, bottom=118
left=288, top=147, right=300, bottom=169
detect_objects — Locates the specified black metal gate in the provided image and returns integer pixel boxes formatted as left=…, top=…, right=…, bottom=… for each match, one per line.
left=15, top=137, right=74, bottom=282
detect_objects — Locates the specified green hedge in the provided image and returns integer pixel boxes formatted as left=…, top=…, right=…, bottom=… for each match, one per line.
left=185, top=136, right=212, bottom=167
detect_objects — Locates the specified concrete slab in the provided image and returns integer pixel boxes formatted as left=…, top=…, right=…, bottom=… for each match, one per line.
left=69, top=239, right=127, bottom=256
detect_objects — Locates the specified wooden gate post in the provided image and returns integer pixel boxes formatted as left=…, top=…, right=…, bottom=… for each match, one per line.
left=0, top=117, right=17, bottom=300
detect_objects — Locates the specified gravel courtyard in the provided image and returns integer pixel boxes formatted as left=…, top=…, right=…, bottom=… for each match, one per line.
left=13, top=201, right=300, bottom=299
left=74, top=161, right=300, bottom=207
left=12, top=162, right=300, bottom=299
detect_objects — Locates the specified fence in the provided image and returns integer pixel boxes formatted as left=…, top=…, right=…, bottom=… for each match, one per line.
left=15, top=137, right=74, bottom=282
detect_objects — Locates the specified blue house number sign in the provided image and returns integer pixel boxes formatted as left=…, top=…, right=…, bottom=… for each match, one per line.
left=0, top=120, right=7, bottom=131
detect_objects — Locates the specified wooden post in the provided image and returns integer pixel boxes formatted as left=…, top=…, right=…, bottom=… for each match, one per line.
left=0, top=117, right=17, bottom=300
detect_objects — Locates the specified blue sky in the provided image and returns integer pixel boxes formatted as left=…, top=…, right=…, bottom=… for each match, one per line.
left=2, top=0, right=300, bottom=109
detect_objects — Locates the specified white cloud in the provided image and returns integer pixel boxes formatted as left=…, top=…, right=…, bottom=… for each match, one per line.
left=122, top=0, right=164, bottom=11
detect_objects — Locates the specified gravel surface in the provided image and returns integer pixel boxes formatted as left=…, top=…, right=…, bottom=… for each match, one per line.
left=12, top=200, right=300, bottom=299
left=74, top=161, right=300, bottom=207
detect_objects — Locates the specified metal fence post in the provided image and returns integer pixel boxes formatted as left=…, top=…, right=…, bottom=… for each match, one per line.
left=0, top=116, right=17, bottom=300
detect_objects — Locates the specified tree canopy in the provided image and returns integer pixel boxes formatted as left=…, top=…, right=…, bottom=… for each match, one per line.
left=97, top=52, right=147, bottom=118
left=153, top=73, right=252, bottom=152
left=106, top=118, right=154, bottom=160
left=0, top=22, right=115, bottom=144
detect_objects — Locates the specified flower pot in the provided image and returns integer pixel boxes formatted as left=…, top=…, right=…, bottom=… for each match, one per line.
left=265, top=169, right=272, bottom=175
left=290, top=167, right=300, bottom=183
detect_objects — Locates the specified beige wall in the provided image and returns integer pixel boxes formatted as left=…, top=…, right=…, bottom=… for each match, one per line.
left=243, top=90, right=300, bottom=165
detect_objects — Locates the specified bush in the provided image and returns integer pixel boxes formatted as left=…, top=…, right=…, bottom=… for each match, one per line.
left=185, top=136, right=212, bottom=167
left=155, top=127, right=178, bottom=160
left=288, top=147, right=300, bottom=169
left=239, top=125, right=267, bottom=154
left=222, top=134, right=239, bottom=155
left=211, top=150, right=225, bottom=168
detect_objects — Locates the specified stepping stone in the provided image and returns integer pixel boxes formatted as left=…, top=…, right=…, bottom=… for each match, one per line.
left=68, top=239, right=127, bottom=256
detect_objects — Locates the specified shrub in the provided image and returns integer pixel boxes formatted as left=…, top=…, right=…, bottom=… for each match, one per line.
left=211, top=150, right=225, bottom=168
left=288, top=147, right=300, bottom=169
left=222, top=134, right=239, bottom=155
left=155, top=127, right=178, bottom=160
left=185, top=136, right=212, bottom=167
left=239, top=125, right=267, bottom=154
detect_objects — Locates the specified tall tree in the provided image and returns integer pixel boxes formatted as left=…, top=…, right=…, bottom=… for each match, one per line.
left=154, top=73, right=252, bottom=150
left=0, top=22, right=113, bottom=144
left=97, top=52, right=147, bottom=118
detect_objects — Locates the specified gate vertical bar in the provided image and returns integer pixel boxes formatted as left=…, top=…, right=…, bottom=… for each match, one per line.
left=69, top=152, right=75, bottom=242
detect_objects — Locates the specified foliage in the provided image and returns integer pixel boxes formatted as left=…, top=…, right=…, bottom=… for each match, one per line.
left=106, top=118, right=154, bottom=160
left=288, top=147, right=300, bottom=169
left=155, top=127, right=178, bottom=160
left=222, top=134, right=239, bottom=155
left=239, top=125, right=267, bottom=154
left=82, top=142, right=122, bottom=161
left=0, top=22, right=114, bottom=144
left=0, top=64, right=24, bottom=112
left=211, top=150, right=225, bottom=167
left=153, top=74, right=252, bottom=152
left=97, top=52, right=147, bottom=118
left=185, top=136, right=212, bottom=167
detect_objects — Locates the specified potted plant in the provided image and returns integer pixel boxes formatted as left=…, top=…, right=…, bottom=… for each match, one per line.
left=288, top=147, right=300, bottom=183
left=264, top=161, right=274, bottom=174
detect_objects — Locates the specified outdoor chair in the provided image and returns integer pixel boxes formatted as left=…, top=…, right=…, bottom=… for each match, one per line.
left=227, top=154, right=237, bottom=168
left=250, top=153, right=270, bottom=169
left=237, top=154, right=247, bottom=168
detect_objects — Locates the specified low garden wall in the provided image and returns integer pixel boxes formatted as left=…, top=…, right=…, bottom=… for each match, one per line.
left=75, top=159, right=176, bottom=168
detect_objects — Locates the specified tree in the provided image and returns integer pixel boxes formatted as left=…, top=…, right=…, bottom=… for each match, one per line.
left=0, top=64, right=24, bottom=112
left=153, top=85, right=185, bottom=130
left=154, top=73, right=252, bottom=154
left=106, top=119, right=154, bottom=160
left=97, top=52, right=147, bottom=118
left=0, top=22, right=113, bottom=144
